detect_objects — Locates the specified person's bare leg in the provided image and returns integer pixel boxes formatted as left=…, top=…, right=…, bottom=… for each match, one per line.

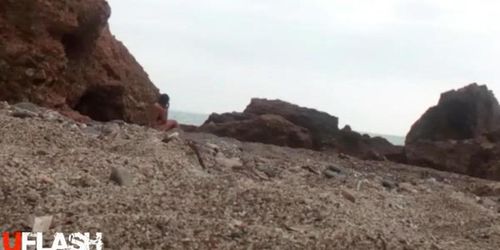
left=154, top=120, right=178, bottom=132
left=164, top=120, right=178, bottom=132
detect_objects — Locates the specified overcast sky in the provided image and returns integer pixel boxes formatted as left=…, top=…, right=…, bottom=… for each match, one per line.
left=107, top=0, right=500, bottom=135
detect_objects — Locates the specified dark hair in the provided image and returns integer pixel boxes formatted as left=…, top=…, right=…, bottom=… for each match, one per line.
left=158, top=94, right=170, bottom=107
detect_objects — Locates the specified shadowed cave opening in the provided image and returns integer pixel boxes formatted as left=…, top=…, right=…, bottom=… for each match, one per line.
left=61, top=33, right=86, bottom=60
left=75, top=86, right=126, bottom=122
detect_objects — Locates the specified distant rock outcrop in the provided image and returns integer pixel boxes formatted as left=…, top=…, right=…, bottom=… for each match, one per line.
left=406, top=83, right=500, bottom=144
left=0, top=0, right=159, bottom=123
left=406, top=83, right=500, bottom=180
left=330, top=130, right=405, bottom=162
left=199, top=98, right=401, bottom=161
left=244, top=98, right=339, bottom=147
left=200, top=114, right=313, bottom=149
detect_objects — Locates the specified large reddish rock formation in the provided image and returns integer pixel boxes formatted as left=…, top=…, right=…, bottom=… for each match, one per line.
left=200, top=114, right=313, bottom=149
left=245, top=98, right=339, bottom=147
left=0, top=0, right=158, bottom=123
left=406, top=84, right=500, bottom=180
left=199, top=98, right=401, bottom=160
left=406, top=83, right=500, bottom=144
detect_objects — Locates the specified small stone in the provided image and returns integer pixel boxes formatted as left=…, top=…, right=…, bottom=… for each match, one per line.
left=41, top=111, right=62, bottom=121
left=162, top=132, right=180, bottom=143
left=215, top=154, right=243, bottom=168
left=426, top=177, right=438, bottom=183
left=206, top=143, right=219, bottom=151
left=35, top=149, right=48, bottom=156
left=341, top=189, right=356, bottom=203
left=13, top=102, right=39, bottom=113
left=256, top=165, right=279, bottom=178
left=324, top=169, right=341, bottom=179
left=70, top=174, right=98, bottom=188
left=398, top=182, right=418, bottom=194
left=11, top=108, right=38, bottom=118
left=102, top=123, right=120, bottom=136
left=338, top=153, right=350, bottom=159
left=328, top=165, right=345, bottom=174
left=26, top=190, right=41, bottom=202
left=302, top=165, right=320, bottom=175
left=110, top=119, right=126, bottom=125
left=32, top=215, right=53, bottom=232
left=38, top=175, right=54, bottom=184
left=382, top=179, right=398, bottom=190
left=82, top=126, right=101, bottom=138
left=110, top=167, right=133, bottom=186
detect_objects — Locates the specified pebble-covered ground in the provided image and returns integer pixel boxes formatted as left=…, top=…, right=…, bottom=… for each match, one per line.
left=0, top=102, right=499, bottom=249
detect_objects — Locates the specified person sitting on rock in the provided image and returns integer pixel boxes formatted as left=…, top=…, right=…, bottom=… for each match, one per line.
left=149, top=93, right=179, bottom=131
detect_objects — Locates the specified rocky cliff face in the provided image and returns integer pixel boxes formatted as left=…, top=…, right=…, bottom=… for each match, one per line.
left=406, top=83, right=500, bottom=180
left=0, top=0, right=159, bottom=123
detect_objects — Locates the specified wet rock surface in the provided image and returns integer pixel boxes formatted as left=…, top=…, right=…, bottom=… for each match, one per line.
left=1, top=103, right=499, bottom=249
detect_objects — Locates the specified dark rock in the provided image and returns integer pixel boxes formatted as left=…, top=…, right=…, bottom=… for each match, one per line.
left=405, top=84, right=500, bottom=181
left=199, top=98, right=402, bottom=162
left=406, top=83, right=500, bottom=144
left=341, top=125, right=352, bottom=132
left=328, top=130, right=404, bottom=161
left=382, top=179, right=398, bottom=190
left=203, top=112, right=256, bottom=125
left=110, top=167, right=133, bottom=186
left=199, top=114, right=314, bottom=149
left=405, top=138, right=500, bottom=181
left=26, top=190, right=41, bottom=203
left=11, top=109, right=38, bottom=118
left=328, top=165, right=345, bottom=174
left=244, top=98, right=339, bottom=147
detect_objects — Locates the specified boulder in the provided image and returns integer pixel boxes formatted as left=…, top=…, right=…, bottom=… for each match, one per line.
left=203, top=112, right=256, bottom=124
left=405, top=138, right=500, bottom=181
left=0, top=0, right=159, bottom=124
left=405, top=83, right=500, bottom=180
left=329, top=130, right=405, bottom=161
left=199, top=114, right=313, bottom=149
left=406, top=83, right=500, bottom=144
left=244, top=98, right=339, bottom=147
left=198, top=99, right=401, bottom=161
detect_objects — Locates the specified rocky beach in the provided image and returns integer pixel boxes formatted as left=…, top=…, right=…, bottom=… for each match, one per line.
left=1, top=0, right=500, bottom=249
left=1, top=102, right=500, bottom=249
